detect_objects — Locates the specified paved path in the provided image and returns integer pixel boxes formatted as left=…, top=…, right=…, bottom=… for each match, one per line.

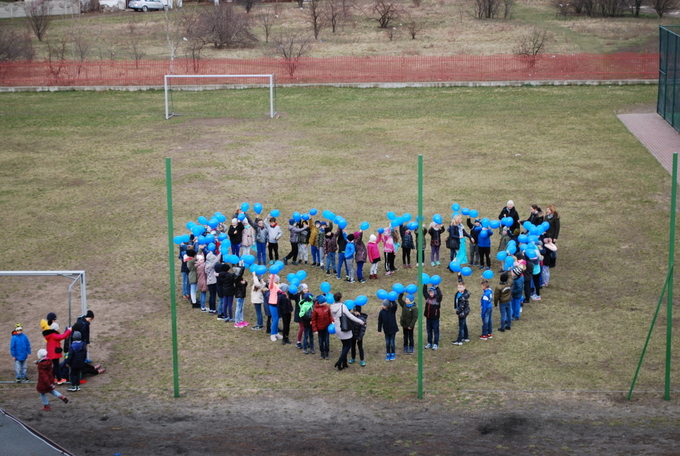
left=0, top=408, right=74, bottom=455
left=618, top=112, right=680, bottom=177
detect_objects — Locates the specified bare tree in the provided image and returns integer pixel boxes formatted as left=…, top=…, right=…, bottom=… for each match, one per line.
left=24, top=0, right=52, bottom=42
left=196, top=3, right=257, bottom=49
left=371, top=0, right=402, bottom=28
left=0, top=28, right=35, bottom=61
left=385, top=25, right=397, bottom=40
left=46, top=36, right=68, bottom=79
left=297, top=0, right=304, bottom=8
left=308, top=0, right=326, bottom=39
left=81, top=0, right=102, bottom=13
left=163, top=7, right=182, bottom=61
left=260, top=14, right=273, bottom=42
left=328, top=0, right=343, bottom=32
left=127, top=17, right=146, bottom=67
left=514, top=27, right=549, bottom=67
left=273, top=32, right=312, bottom=77
left=474, top=0, right=512, bottom=18
left=625, top=0, right=645, bottom=16
left=404, top=16, right=424, bottom=39
left=238, top=0, right=259, bottom=13
left=653, top=0, right=677, bottom=16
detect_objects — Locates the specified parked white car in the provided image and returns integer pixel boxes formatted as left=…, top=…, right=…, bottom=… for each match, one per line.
left=129, top=0, right=168, bottom=11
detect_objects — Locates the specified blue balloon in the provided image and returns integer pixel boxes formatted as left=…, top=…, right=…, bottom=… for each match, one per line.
left=293, top=211, right=301, bottom=222
left=392, top=283, right=405, bottom=294
left=270, top=264, right=281, bottom=274
left=274, top=260, right=284, bottom=269
left=321, top=281, right=331, bottom=293
left=208, top=242, right=216, bottom=251
left=481, top=218, right=490, bottom=228
left=241, top=202, right=250, bottom=212
left=479, top=229, right=489, bottom=238
left=523, top=221, right=533, bottom=231
left=490, top=220, right=501, bottom=229
left=405, top=284, right=418, bottom=294
left=496, top=251, right=508, bottom=261
left=325, top=293, right=335, bottom=304
left=502, top=217, right=513, bottom=227
left=360, top=221, right=370, bottom=231
left=338, top=219, right=348, bottom=229
left=528, top=235, right=540, bottom=243
left=197, top=235, right=206, bottom=245
left=271, top=209, right=280, bottom=218
left=461, top=267, right=472, bottom=276
left=402, top=213, right=412, bottom=222
left=208, top=218, right=219, bottom=229
left=255, top=265, right=267, bottom=275
left=228, top=255, right=240, bottom=264
left=191, top=225, right=204, bottom=237
left=449, top=261, right=461, bottom=273
left=242, top=255, right=255, bottom=265
left=407, top=222, right=418, bottom=230
left=186, top=221, right=197, bottom=230
left=482, top=269, right=495, bottom=280
left=452, top=203, right=460, bottom=212
left=461, top=208, right=470, bottom=216
left=328, top=323, right=336, bottom=334
left=218, top=233, right=228, bottom=241
left=388, top=291, right=399, bottom=302
left=387, top=211, right=396, bottom=220
left=541, top=221, right=550, bottom=231
left=355, top=295, right=368, bottom=306
left=253, top=203, right=263, bottom=215
left=289, top=285, right=298, bottom=294
left=376, top=289, right=388, bottom=300
left=221, top=239, right=231, bottom=248
left=216, top=213, right=227, bottom=223
left=249, top=264, right=258, bottom=273
left=505, top=256, right=515, bottom=268
left=290, top=278, right=300, bottom=287
left=198, top=216, right=208, bottom=225
left=181, top=234, right=190, bottom=243
left=309, top=208, right=318, bottom=216
left=421, top=273, right=431, bottom=284
left=323, top=210, right=335, bottom=220
left=302, top=213, right=310, bottom=221
left=345, top=299, right=355, bottom=310
left=205, top=234, right=215, bottom=243
left=390, top=217, right=402, bottom=228
left=173, top=235, right=183, bottom=245
left=508, top=245, right=517, bottom=254
left=430, top=275, right=442, bottom=286
left=378, top=228, right=384, bottom=234
left=518, top=234, right=529, bottom=244
left=296, top=270, right=307, bottom=281
left=334, top=215, right=343, bottom=224
left=433, top=214, right=443, bottom=225
left=469, top=210, right=479, bottom=218
left=237, top=213, right=246, bottom=221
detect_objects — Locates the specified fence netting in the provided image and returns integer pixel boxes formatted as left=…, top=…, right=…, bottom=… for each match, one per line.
left=659, top=26, right=680, bottom=133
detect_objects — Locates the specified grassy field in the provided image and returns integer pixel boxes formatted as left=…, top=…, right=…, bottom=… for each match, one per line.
left=1, top=0, right=678, bottom=61
left=0, top=84, right=677, bottom=403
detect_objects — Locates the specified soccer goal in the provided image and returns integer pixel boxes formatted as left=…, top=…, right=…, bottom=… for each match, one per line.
left=164, top=74, right=277, bottom=120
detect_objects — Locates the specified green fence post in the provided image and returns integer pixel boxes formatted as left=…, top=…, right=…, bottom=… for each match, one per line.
left=417, top=155, right=424, bottom=399
left=166, top=158, right=180, bottom=398
left=665, top=153, right=677, bottom=400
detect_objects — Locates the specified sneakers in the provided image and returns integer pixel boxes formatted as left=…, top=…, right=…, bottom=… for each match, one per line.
left=360, top=360, right=366, bottom=367
left=436, top=261, right=441, bottom=266
left=403, top=347, right=409, bottom=353
left=498, top=328, right=506, bottom=332
left=56, top=379, right=67, bottom=385
left=296, top=342, right=303, bottom=349
left=389, top=353, right=396, bottom=360
left=67, top=386, right=80, bottom=392
left=348, top=359, right=355, bottom=364
left=60, top=395, right=69, bottom=404
left=531, top=294, right=540, bottom=300
left=359, top=279, right=367, bottom=283
left=275, top=334, right=283, bottom=340
left=409, top=346, right=414, bottom=354
left=452, top=341, right=463, bottom=345
left=385, top=354, right=390, bottom=361
left=487, top=334, right=493, bottom=339
left=251, top=325, right=262, bottom=330
left=432, top=344, right=438, bottom=350
left=270, top=335, right=277, bottom=342
left=200, top=308, right=208, bottom=312
left=479, top=335, right=488, bottom=340
left=21, top=377, right=29, bottom=383
left=40, top=405, right=51, bottom=412
left=463, top=339, right=470, bottom=343
left=310, top=348, right=316, bottom=354
left=425, top=343, right=432, bottom=349
left=15, top=379, right=21, bottom=383
left=303, top=349, right=308, bottom=354
left=431, top=262, right=436, bottom=266
left=216, top=316, right=226, bottom=321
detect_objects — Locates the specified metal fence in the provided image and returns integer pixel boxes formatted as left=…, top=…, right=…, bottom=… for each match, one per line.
left=659, top=26, right=680, bottom=133
left=0, top=53, right=658, bottom=88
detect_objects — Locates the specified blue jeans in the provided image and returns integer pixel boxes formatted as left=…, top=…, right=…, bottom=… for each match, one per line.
left=326, top=251, right=336, bottom=272
left=426, top=319, right=439, bottom=345
left=189, top=283, right=197, bottom=304
left=231, top=243, right=241, bottom=256
left=14, top=359, right=27, bottom=379
left=200, top=291, right=206, bottom=309
left=356, top=261, right=365, bottom=281
left=318, top=329, right=330, bottom=354
left=40, top=390, right=62, bottom=405
left=511, top=297, right=523, bottom=319
left=254, top=303, right=263, bottom=327
left=256, top=242, right=267, bottom=265
left=311, top=245, right=320, bottom=264
left=303, top=326, right=314, bottom=350
left=269, top=304, right=279, bottom=335
left=499, top=302, right=511, bottom=329
left=457, top=317, right=468, bottom=342
left=482, top=308, right=493, bottom=336
left=336, top=252, right=347, bottom=278
left=384, top=333, right=396, bottom=354
left=218, top=296, right=226, bottom=317
left=219, top=296, right=234, bottom=319
left=181, top=271, right=189, bottom=296
left=235, top=297, right=245, bottom=323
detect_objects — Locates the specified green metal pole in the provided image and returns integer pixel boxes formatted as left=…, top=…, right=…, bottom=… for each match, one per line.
left=417, top=155, right=424, bottom=399
left=166, top=157, right=180, bottom=398
left=628, top=272, right=670, bottom=400
left=665, top=153, right=677, bottom=400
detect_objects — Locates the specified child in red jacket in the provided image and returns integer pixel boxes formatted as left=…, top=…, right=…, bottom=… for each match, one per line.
left=36, top=349, right=68, bottom=411
left=311, top=294, right=333, bottom=360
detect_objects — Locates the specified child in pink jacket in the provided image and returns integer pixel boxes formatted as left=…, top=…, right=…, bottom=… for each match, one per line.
left=377, top=228, right=396, bottom=275
left=367, top=234, right=381, bottom=279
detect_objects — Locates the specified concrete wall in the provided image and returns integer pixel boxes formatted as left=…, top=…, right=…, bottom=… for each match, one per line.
left=0, top=0, right=80, bottom=19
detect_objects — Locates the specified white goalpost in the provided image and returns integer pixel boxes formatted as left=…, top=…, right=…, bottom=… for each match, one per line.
left=164, top=74, right=277, bottom=120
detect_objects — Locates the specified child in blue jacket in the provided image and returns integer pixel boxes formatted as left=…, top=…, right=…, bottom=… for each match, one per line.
left=479, top=280, right=493, bottom=340
left=474, top=225, right=494, bottom=270
left=10, top=323, right=31, bottom=383
left=378, top=299, right=399, bottom=361
left=510, top=266, right=525, bottom=320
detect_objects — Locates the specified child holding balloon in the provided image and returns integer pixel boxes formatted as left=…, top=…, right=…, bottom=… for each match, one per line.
left=367, top=234, right=381, bottom=279
left=398, top=291, right=418, bottom=354
left=354, top=230, right=368, bottom=283
left=349, top=299, right=369, bottom=366
left=265, top=214, right=282, bottom=264
left=474, top=222, right=494, bottom=271
left=378, top=228, right=397, bottom=275
left=428, top=220, right=445, bottom=267
left=423, top=284, right=443, bottom=350
left=312, top=294, right=333, bottom=360
left=479, top=280, right=493, bottom=340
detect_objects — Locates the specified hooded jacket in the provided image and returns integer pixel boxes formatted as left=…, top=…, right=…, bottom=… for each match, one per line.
left=354, top=232, right=368, bottom=263
left=398, top=294, right=418, bottom=329
left=423, top=285, right=443, bottom=320
left=455, top=289, right=471, bottom=319
left=43, top=327, right=72, bottom=360
left=10, top=330, right=31, bottom=361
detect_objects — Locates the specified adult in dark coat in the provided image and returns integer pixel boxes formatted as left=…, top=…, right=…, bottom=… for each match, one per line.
left=499, top=200, right=520, bottom=234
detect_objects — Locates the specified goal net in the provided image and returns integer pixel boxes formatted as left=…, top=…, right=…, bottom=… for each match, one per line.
left=164, top=74, right=277, bottom=120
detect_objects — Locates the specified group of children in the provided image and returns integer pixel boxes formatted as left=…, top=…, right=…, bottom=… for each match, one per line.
left=177, top=200, right=560, bottom=364
left=9, top=310, right=104, bottom=411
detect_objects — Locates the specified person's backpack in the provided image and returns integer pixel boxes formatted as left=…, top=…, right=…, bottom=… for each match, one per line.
left=299, top=297, right=314, bottom=321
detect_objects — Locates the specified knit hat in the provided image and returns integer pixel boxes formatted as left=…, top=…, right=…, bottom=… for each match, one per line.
left=320, top=222, right=327, bottom=226
left=86, top=310, right=95, bottom=319
left=289, top=219, right=295, bottom=225
left=14, top=323, right=23, bottom=331
left=507, top=200, right=514, bottom=207
left=46, top=312, right=57, bottom=322
left=72, top=331, right=82, bottom=341
left=301, top=283, right=309, bottom=291
left=428, top=286, right=437, bottom=292
left=231, top=218, right=238, bottom=224
left=382, top=299, right=391, bottom=308
left=512, top=265, right=524, bottom=276
left=37, top=349, right=47, bottom=359
left=316, top=294, right=326, bottom=304
left=50, top=322, right=60, bottom=331
left=369, top=234, right=377, bottom=242
left=280, top=283, right=289, bottom=293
